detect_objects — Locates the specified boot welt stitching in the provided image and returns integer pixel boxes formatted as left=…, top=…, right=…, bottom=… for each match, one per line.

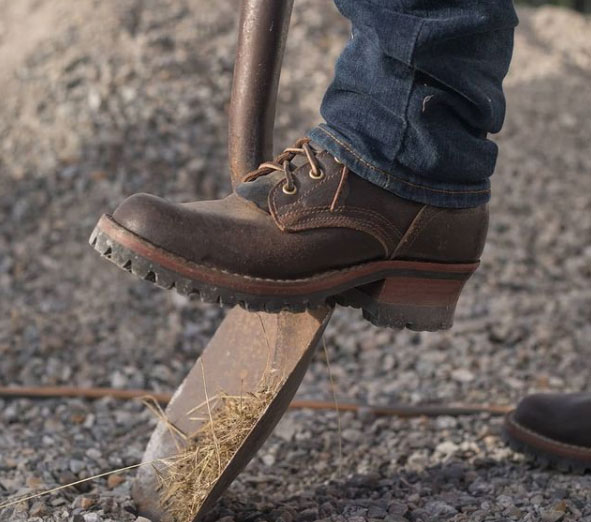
left=103, top=216, right=479, bottom=284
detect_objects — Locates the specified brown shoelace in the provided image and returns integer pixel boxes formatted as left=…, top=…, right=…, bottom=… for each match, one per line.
left=244, top=138, right=335, bottom=195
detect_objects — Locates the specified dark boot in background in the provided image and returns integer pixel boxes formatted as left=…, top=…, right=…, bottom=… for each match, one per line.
left=504, top=392, right=591, bottom=473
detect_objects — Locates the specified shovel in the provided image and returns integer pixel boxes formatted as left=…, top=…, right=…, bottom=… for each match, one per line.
left=130, top=1, right=333, bottom=520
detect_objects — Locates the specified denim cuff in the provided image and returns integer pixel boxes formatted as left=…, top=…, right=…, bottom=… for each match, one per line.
left=308, top=124, right=491, bottom=209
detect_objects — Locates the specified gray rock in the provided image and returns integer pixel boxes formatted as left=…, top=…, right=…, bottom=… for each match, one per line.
left=29, top=502, right=48, bottom=517
left=541, top=511, right=565, bottom=522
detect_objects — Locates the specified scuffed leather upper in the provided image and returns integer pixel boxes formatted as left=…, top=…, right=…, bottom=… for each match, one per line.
left=513, top=393, right=591, bottom=448
left=112, top=192, right=386, bottom=279
left=112, top=150, right=489, bottom=279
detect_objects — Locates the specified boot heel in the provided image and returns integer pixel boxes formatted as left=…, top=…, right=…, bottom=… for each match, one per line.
left=344, top=262, right=478, bottom=331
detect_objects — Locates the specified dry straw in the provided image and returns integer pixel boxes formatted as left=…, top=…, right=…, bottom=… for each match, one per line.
left=153, top=316, right=284, bottom=521
left=0, top=382, right=278, bottom=521
left=155, top=377, right=280, bottom=522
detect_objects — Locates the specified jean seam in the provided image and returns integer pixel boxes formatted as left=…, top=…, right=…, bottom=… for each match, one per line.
left=423, top=24, right=520, bottom=47
left=315, top=126, right=490, bottom=196
left=389, top=19, right=424, bottom=164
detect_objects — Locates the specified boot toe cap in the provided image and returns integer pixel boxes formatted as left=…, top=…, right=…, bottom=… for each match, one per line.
left=112, top=192, right=187, bottom=247
left=110, top=192, right=264, bottom=270
left=111, top=192, right=206, bottom=264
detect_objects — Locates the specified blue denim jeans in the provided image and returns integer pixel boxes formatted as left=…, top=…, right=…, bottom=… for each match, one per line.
left=308, top=1, right=518, bottom=208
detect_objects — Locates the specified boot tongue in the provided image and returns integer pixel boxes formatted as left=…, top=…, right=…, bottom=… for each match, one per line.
left=235, top=170, right=285, bottom=213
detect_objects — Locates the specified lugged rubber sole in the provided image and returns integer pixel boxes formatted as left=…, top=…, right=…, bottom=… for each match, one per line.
left=503, top=412, right=591, bottom=474
left=89, top=214, right=479, bottom=331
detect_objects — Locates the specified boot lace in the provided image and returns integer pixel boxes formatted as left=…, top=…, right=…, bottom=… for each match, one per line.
left=243, top=138, right=330, bottom=195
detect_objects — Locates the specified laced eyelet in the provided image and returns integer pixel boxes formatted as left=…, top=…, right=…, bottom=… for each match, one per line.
left=333, top=156, right=343, bottom=165
left=282, top=183, right=297, bottom=195
left=309, top=168, right=325, bottom=180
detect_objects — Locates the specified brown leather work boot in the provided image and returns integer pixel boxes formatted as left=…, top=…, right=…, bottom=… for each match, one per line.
left=90, top=139, right=488, bottom=331
left=503, top=393, right=591, bottom=473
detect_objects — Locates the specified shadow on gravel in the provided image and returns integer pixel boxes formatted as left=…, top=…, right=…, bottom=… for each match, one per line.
left=205, top=458, right=588, bottom=521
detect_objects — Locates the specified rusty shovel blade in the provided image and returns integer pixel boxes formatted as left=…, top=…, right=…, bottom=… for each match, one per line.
left=132, top=306, right=332, bottom=521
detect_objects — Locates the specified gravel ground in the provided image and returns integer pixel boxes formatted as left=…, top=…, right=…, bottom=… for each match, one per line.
left=1, top=2, right=590, bottom=521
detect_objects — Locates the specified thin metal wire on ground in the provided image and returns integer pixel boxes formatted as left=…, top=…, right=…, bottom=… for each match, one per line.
left=0, top=386, right=513, bottom=417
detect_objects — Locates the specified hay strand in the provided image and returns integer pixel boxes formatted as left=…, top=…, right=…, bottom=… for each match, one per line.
left=322, top=336, right=343, bottom=477
left=156, top=380, right=279, bottom=522
left=0, top=462, right=147, bottom=511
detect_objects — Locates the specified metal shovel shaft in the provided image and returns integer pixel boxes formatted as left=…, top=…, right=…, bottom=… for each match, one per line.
left=229, top=0, right=295, bottom=185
